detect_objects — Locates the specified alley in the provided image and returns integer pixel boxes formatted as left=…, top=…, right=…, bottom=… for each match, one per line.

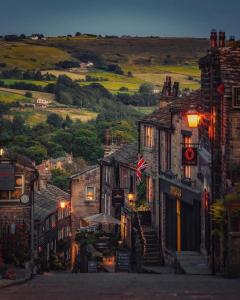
left=1, top=272, right=240, bottom=300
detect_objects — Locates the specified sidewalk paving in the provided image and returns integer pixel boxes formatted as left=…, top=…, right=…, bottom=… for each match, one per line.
left=0, top=267, right=32, bottom=289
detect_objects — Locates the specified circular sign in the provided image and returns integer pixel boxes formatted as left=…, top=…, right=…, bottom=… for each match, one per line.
left=185, top=147, right=195, bottom=161
left=20, top=194, right=30, bottom=204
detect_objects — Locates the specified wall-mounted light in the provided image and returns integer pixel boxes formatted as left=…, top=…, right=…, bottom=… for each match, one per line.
left=0, top=148, right=4, bottom=157
left=127, top=192, right=136, bottom=202
left=60, top=201, right=69, bottom=209
left=186, top=109, right=201, bottom=128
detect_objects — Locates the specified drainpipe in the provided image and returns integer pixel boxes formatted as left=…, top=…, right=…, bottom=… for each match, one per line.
left=158, top=127, right=164, bottom=265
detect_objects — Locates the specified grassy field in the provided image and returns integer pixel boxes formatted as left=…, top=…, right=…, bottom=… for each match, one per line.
left=122, top=64, right=200, bottom=90
left=2, top=79, right=51, bottom=86
left=0, top=87, right=55, bottom=102
left=42, top=70, right=85, bottom=81
left=11, top=107, right=97, bottom=126
left=79, top=71, right=144, bottom=93
left=0, top=90, right=31, bottom=103
left=0, top=42, right=71, bottom=70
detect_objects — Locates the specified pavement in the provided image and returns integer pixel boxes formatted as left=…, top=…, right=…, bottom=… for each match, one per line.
left=0, top=272, right=240, bottom=300
left=0, top=267, right=32, bottom=289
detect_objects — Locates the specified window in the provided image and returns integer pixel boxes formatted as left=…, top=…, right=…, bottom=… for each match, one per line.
left=233, top=87, right=240, bottom=108
left=86, top=186, right=95, bottom=201
left=105, top=167, right=111, bottom=185
left=0, top=175, right=24, bottom=201
left=144, top=125, right=154, bottom=148
left=51, top=215, right=56, bottom=228
left=165, top=132, right=171, bottom=170
left=183, top=136, right=192, bottom=178
left=146, top=176, right=154, bottom=203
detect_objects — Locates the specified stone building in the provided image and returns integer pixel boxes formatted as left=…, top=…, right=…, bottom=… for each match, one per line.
left=99, top=142, right=138, bottom=248
left=0, top=148, right=37, bottom=262
left=35, top=184, right=71, bottom=269
left=139, top=93, right=205, bottom=266
left=198, top=31, right=240, bottom=275
left=70, top=165, right=100, bottom=263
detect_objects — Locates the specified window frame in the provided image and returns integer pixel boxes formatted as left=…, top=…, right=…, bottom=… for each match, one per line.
left=86, top=186, right=95, bottom=201
left=144, top=125, right=154, bottom=148
left=232, top=86, right=240, bottom=108
left=0, top=174, right=25, bottom=202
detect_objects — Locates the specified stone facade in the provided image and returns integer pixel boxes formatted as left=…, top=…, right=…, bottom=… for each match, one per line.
left=139, top=94, right=203, bottom=263
left=70, top=165, right=100, bottom=236
left=0, top=149, right=37, bottom=261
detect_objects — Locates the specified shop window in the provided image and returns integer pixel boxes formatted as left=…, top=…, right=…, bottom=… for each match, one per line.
left=144, top=125, right=154, bottom=148
left=86, top=186, right=95, bottom=201
left=232, top=87, right=240, bottom=108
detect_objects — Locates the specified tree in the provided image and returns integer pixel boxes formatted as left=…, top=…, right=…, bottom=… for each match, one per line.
left=139, top=83, right=154, bottom=94
left=26, top=145, right=48, bottom=164
left=12, top=115, right=25, bottom=134
left=51, top=169, right=70, bottom=191
left=47, top=113, right=63, bottom=128
left=25, top=91, right=32, bottom=98
left=72, top=129, right=103, bottom=163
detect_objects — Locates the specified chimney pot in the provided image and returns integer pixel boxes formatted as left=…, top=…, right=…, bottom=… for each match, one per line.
left=210, top=29, right=217, bottom=48
left=219, top=31, right=225, bottom=48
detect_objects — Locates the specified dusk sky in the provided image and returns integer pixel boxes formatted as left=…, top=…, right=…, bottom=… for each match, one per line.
left=0, top=0, right=240, bottom=38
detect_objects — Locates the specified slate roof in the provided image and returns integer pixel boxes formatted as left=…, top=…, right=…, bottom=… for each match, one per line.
left=140, top=91, right=202, bottom=129
left=101, top=142, right=138, bottom=166
left=70, top=165, right=98, bottom=179
left=1, top=148, right=35, bottom=169
left=34, top=184, right=70, bottom=221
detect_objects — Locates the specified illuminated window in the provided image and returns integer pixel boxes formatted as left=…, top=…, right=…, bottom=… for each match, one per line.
left=144, top=126, right=154, bottom=148
left=146, top=176, right=154, bottom=203
left=232, top=87, right=240, bottom=108
left=86, top=186, right=95, bottom=201
left=0, top=175, right=24, bottom=201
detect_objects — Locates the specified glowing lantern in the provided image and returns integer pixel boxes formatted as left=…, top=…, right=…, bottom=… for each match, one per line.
left=186, top=109, right=201, bottom=128
left=127, top=192, right=136, bottom=202
left=60, top=201, right=67, bottom=209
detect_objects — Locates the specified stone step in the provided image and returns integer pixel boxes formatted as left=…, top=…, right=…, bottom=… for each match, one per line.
left=175, top=251, right=211, bottom=275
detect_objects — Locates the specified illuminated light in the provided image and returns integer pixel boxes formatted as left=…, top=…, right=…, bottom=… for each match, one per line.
left=186, top=110, right=201, bottom=128
left=127, top=192, right=136, bottom=202
left=0, top=148, right=4, bottom=157
left=60, top=201, right=68, bottom=209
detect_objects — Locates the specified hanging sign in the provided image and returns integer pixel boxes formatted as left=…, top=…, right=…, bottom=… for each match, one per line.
left=112, top=189, right=124, bottom=207
left=182, top=147, right=198, bottom=166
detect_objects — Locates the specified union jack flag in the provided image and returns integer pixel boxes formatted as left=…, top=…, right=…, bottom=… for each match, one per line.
left=136, top=154, right=147, bottom=182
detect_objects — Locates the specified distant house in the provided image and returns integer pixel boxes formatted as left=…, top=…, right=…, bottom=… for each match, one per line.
left=36, top=154, right=73, bottom=189
left=79, top=61, right=94, bottom=69
left=35, top=98, right=50, bottom=109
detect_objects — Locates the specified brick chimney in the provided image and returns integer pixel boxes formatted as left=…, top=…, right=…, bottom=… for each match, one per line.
left=166, top=76, right=172, bottom=96
left=172, top=82, right=179, bottom=97
left=229, top=35, right=236, bottom=47
left=219, top=31, right=225, bottom=48
left=104, top=129, right=111, bottom=146
left=210, top=29, right=217, bottom=48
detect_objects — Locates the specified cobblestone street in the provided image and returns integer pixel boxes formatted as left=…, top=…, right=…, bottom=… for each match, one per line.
left=1, top=272, right=240, bottom=300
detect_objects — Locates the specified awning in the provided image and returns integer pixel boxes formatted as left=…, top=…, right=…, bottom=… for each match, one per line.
left=83, top=213, right=121, bottom=225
